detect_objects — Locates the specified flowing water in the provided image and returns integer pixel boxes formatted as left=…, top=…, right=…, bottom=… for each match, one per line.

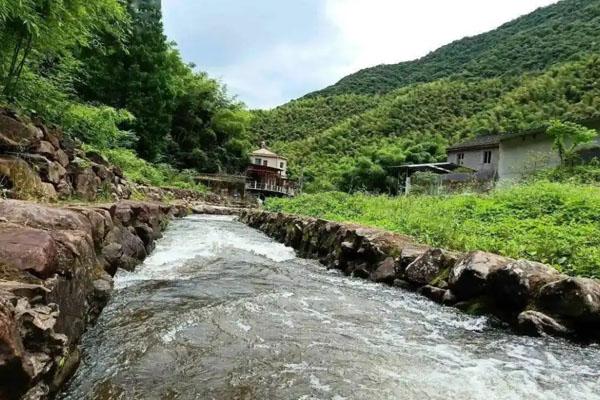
left=60, top=215, right=600, bottom=400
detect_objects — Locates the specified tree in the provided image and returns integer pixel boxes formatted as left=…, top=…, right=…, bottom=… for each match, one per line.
left=0, top=0, right=127, bottom=98
left=546, top=120, right=598, bottom=165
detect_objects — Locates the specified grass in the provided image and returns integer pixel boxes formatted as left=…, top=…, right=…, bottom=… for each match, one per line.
left=265, top=181, right=600, bottom=278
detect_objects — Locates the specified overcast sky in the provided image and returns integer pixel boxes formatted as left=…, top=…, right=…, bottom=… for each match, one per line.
left=163, top=0, right=559, bottom=109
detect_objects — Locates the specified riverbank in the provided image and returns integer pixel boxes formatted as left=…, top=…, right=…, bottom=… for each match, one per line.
left=0, top=199, right=190, bottom=399
left=264, top=183, right=600, bottom=278
left=239, top=209, right=600, bottom=342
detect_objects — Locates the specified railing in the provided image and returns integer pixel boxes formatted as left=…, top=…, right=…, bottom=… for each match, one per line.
left=246, top=181, right=296, bottom=196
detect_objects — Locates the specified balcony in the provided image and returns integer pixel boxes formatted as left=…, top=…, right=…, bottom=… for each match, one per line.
left=245, top=181, right=296, bottom=197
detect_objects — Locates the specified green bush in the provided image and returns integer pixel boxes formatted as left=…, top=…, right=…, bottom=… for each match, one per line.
left=266, top=181, right=600, bottom=278
left=102, top=148, right=205, bottom=192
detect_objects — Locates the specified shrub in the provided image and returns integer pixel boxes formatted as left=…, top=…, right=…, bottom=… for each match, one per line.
left=266, top=181, right=600, bottom=278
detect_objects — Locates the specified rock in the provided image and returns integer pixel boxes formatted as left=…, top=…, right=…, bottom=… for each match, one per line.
left=40, top=183, right=57, bottom=201
left=44, top=131, right=61, bottom=150
left=352, top=263, right=370, bottom=280
left=92, top=163, right=111, bottom=180
left=0, top=200, right=92, bottom=238
left=393, top=279, right=412, bottom=290
left=0, top=225, right=58, bottom=279
left=418, top=285, right=447, bottom=304
left=56, top=179, right=73, bottom=198
left=0, top=294, right=32, bottom=400
left=73, top=168, right=98, bottom=201
left=488, top=260, right=562, bottom=311
left=55, top=150, right=69, bottom=168
left=0, top=156, right=45, bottom=199
left=405, top=248, right=459, bottom=286
left=516, top=310, right=571, bottom=338
left=35, top=141, right=56, bottom=158
left=398, top=245, right=428, bottom=274
left=371, top=257, right=396, bottom=284
left=0, top=114, right=40, bottom=150
left=85, top=150, right=109, bottom=167
left=448, top=251, right=512, bottom=300
left=538, top=277, right=600, bottom=327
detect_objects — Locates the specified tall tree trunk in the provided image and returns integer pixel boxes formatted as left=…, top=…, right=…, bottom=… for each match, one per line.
left=2, top=35, right=24, bottom=97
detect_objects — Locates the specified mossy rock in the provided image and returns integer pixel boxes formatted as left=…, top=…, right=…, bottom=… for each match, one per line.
left=429, top=267, right=450, bottom=288
left=456, top=296, right=496, bottom=316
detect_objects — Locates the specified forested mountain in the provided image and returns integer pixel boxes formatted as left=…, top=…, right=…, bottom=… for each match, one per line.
left=250, top=0, right=600, bottom=193
left=308, top=0, right=600, bottom=97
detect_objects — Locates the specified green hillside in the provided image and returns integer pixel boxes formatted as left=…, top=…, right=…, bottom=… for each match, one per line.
left=250, top=0, right=600, bottom=193
left=308, top=0, right=600, bottom=97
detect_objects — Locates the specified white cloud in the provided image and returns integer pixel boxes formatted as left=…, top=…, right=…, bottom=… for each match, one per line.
left=324, top=0, right=559, bottom=73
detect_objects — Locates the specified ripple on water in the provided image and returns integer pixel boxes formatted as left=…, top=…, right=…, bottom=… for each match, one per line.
left=60, top=215, right=600, bottom=400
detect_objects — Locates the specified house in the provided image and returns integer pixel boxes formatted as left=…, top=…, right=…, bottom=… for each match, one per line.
left=246, top=143, right=296, bottom=198
left=447, top=129, right=600, bottom=182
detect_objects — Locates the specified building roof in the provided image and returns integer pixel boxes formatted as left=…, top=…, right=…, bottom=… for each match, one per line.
left=447, top=134, right=504, bottom=152
left=250, top=142, right=287, bottom=159
left=447, top=127, right=552, bottom=152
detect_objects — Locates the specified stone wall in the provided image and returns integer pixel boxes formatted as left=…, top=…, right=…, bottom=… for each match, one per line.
left=0, top=109, right=132, bottom=202
left=0, top=200, right=190, bottom=399
left=239, top=210, right=600, bottom=342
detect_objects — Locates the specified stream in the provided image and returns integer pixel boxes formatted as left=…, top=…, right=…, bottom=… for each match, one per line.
left=59, top=215, right=600, bottom=399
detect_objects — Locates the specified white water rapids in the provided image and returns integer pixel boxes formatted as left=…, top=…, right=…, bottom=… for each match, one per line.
left=60, top=215, right=600, bottom=399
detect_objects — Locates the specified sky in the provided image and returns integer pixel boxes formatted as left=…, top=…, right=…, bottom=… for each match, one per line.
left=163, top=0, right=559, bottom=110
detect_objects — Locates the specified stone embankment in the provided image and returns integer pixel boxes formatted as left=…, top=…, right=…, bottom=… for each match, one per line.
left=0, top=199, right=189, bottom=399
left=239, top=210, right=600, bottom=342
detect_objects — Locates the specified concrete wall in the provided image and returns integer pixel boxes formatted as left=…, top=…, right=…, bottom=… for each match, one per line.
left=447, top=147, right=498, bottom=178
left=498, top=134, right=558, bottom=182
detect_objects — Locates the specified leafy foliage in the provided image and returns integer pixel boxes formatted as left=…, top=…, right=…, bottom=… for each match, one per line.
left=546, top=120, right=598, bottom=164
left=265, top=181, right=600, bottom=278
left=253, top=56, right=600, bottom=192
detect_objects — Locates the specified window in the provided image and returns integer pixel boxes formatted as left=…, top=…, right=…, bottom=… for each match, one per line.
left=263, top=160, right=268, bottom=166
left=483, top=151, right=492, bottom=164
left=457, top=153, right=465, bottom=165
left=255, top=158, right=262, bottom=165
left=280, top=162, right=285, bottom=169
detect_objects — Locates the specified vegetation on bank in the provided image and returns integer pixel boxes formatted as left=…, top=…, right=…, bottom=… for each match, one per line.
left=265, top=179, right=600, bottom=278
left=0, top=0, right=252, bottom=194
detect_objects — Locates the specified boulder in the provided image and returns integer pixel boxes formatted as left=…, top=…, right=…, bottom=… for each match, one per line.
left=35, top=141, right=56, bottom=159
left=55, top=150, right=69, bottom=168
left=44, top=131, right=61, bottom=150
left=404, top=248, right=459, bottom=286
left=73, top=168, right=98, bottom=201
left=0, top=156, right=45, bottom=199
left=0, top=114, right=41, bottom=150
left=448, top=251, right=512, bottom=300
left=0, top=225, right=58, bottom=279
left=488, top=260, right=562, bottom=311
left=516, top=310, right=571, bottom=338
left=418, top=285, right=447, bottom=304
left=85, top=150, right=109, bottom=167
left=0, top=294, right=32, bottom=400
left=371, top=257, right=396, bottom=284
left=0, top=200, right=92, bottom=238
left=397, top=245, right=428, bottom=273
left=537, top=277, right=600, bottom=327
left=56, top=179, right=73, bottom=198
left=40, top=183, right=58, bottom=202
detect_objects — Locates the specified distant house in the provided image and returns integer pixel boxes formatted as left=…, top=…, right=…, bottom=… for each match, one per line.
left=447, top=130, right=600, bottom=182
left=246, top=143, right=296, bottom=198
